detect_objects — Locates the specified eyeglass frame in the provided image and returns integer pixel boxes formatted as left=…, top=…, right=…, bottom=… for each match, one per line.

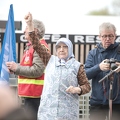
left=100, top=34, right=115, bottom=39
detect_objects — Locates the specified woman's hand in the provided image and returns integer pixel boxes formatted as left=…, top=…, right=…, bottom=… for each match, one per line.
left=66, top=86, right=81, bottom=94
left=24, top=12, right=32, bottom=25
left=24, top=12, right=34, bottom=32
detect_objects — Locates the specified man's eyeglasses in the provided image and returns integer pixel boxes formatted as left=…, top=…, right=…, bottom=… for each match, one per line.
left=101, top=35, right=114, bottom=39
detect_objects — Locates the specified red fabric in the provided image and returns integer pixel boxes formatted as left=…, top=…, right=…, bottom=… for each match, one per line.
left=40, top=38, right=49, bottom=50
left=18, top=84, right=43, bottom=97
left=18, top=39, right=48, bottom=97
left=20, top=47, right=33, bottom=66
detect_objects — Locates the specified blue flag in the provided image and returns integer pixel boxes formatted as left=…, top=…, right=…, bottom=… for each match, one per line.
left=0, top=4, right=16, bottom=84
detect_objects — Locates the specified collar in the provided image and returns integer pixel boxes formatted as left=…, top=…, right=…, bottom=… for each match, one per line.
left=97, top=42, right=119, bottom=52
left=55, top=57, right=75, bottom=68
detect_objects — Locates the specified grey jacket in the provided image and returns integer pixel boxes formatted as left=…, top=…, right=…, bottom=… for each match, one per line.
left=15, top=46, right=45, bottom=78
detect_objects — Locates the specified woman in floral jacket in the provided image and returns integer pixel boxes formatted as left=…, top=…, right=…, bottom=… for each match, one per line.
left=25, top=12, right=91, bottom=120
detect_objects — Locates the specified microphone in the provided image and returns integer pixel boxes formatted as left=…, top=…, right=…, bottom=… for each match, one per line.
left=99, top=66, right=120, bottom=83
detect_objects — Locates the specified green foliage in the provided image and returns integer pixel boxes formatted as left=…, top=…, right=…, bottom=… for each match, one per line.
left=86, top=0, right=120, bottom=16
left=87, top=7, right=115, bottom=16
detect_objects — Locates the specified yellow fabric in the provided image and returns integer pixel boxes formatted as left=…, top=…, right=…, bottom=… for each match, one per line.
left=18, top=79, right=44, bottom=85
left=19, top=95, right=40, bottom=98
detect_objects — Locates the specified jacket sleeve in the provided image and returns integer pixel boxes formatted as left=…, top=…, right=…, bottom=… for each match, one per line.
left=85, top=51, right=101, bottom=80
left=29, top=31, right=51, bottom=66
left=77, top=64, right=91, bottom=95
left=15, top=51, right=45, bottom=78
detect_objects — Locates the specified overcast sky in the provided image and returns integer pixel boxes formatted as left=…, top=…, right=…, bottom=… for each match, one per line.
left=1, top=0, right=120, bottom=35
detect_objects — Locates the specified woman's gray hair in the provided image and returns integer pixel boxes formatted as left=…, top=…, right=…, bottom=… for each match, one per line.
left=33, top=19, right=45, bottom=39
left=99, top=22, right=116, bottom=34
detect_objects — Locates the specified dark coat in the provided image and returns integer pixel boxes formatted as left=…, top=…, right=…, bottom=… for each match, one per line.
left=85, top=42, right=120, bottom=105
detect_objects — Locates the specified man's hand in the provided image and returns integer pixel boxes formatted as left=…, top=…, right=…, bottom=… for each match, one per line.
left=99, top=59, right=110, bottom=71
left=114, top=62, right=120, bottom=73
left=115, top=62, right=120, bottom=67
left=6, top=61, right=18, bottom=73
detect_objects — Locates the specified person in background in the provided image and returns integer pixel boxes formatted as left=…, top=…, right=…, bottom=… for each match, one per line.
left=0, top=86, right=36, bottom=120
left=24, top=12, right=91, bottom=120
left=6, top=18, right=49, bottom=120
left=0, top=86, right=19, bottom=119
left=85, top=22, right=120, bottom=120
left=3, top=107, right=35, bottom=120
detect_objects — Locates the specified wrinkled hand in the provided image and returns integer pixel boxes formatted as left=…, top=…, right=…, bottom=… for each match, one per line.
left=66, top=86, right=81, bottom=94
left=6, top=61, right=18, bottom=73
left=99, top=59, right=110, bottom=71
left=24, top=12, right=33, bottom=26
left=24, top=12, right=34, bottom=32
